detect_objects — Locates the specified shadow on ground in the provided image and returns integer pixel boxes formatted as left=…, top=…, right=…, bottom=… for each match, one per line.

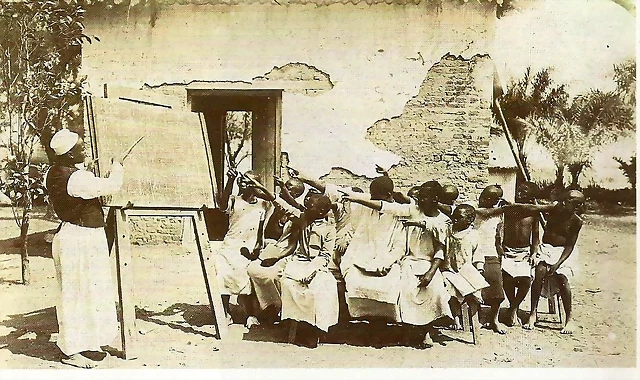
left=136, top=303, right=218, bottom=339
left=0, top=229, right=57, bottom=259
left=0, top=307, right=62, bottom=363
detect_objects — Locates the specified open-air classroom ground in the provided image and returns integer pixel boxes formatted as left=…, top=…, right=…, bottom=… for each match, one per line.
left=0, top=206, right=635, bottom=369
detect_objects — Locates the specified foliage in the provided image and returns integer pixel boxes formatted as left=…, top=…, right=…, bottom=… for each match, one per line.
left=613, top=155, right=636, bottom=190
left=613, top=58, right=636, bottom=106
left=0, top=0, right=91, bottom=284
left=509, top=63, right=635, bottom=190
left=499, top=67, right=569, bottom=179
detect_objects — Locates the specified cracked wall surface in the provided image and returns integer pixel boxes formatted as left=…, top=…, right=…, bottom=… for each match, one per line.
left=362, top=54, right=494, bottom=201
left=83, top=2, right=496, bottom=199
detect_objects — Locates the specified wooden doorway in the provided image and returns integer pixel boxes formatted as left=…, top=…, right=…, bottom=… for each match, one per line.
left=187, top=85, right=283, bottom=239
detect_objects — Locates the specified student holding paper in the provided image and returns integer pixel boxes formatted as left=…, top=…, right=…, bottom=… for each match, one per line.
left=442, top=204, right=489, bottom=330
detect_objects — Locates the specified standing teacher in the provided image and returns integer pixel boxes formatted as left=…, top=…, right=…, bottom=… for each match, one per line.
left=45, top=128, right=124, bottom=368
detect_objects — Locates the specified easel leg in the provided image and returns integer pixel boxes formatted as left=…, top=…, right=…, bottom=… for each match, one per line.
left=193, top=211, right=228, bottom=340
left=114, top=208, right=137, bottom=359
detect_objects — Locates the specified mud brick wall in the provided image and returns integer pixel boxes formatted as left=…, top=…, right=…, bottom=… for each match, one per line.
left=323, top=54, right=493, bottom=203
left=129, top=216, right=183, bottom=245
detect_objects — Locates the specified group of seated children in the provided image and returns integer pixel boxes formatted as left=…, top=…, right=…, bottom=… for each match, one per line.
left=213, top=165, right=584, bottom=348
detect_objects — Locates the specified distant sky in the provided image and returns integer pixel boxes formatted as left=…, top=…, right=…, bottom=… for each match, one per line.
left=493, top=0, right=636, bottom=188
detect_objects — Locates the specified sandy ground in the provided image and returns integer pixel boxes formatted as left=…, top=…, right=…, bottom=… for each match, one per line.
left=0, top=207, right=635, bottom=369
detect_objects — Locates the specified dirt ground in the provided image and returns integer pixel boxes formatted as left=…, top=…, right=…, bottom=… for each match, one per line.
left=0, top=206, right=635, bottom=369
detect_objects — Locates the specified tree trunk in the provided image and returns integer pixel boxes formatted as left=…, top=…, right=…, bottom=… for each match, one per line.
left=20, top=206, right=31, bottom=285
left=568, top=164, right=584, bottom=189
left=554, top=164, right=565, bottom=190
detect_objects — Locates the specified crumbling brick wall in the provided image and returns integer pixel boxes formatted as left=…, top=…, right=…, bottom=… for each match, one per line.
left=323, top=54, right=493, bottom=203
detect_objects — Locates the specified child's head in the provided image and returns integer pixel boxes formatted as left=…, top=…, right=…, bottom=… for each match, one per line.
left=440, top=185, right=459, bottom=206
left=560, top=190, right=586, bottom=215
left=407, top=185, right=421, bottom=201
left=515, top=182, right=539, bottom=203
left=284, top=178, right=305, bottom=199
left=303, top=188, right=322, bottom=208
left=304, top=193, right=333, bottom=221
left=417, top=181, right=442, bottom=210
left=478, top=184, right=503, bottom=208
left=369, top=176, right=394, bottom=201
left=237, top=171, right=258, bottom=195
left=451, top=204, right=476, bottom=232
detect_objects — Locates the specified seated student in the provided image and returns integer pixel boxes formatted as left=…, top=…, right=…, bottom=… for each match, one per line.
left=501, top=182, right=541, bottom=326
left=438, top=184, right=459, bottom=218
left=521, top=190, right=584, bottom=334
left=286, top=166, right=362, bottom=276
left=279, top=194, right=338, bottom=348
left=338, top=176, right=404, bottom=322
left=244, top=177, right=337, bottom=327
left=264, top=178, right=306, bottom=241
left=472, top=185, right=508, bottom=335
left=215, top=168, right=271, bottom=326
left=342, top=180, right=452, bottom=349
left=442, top=204, right=487, bottom=330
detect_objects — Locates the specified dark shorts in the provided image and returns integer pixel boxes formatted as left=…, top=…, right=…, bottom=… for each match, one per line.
left=481, top=256, right=505, bottom=303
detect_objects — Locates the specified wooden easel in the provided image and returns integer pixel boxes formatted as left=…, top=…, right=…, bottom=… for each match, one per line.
left=108, top=206, right=227, bottom=359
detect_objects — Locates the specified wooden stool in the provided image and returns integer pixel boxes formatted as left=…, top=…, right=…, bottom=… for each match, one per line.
left=536, top=277, right=562, bottom=323
left=460, top=300, right=481, bottom=345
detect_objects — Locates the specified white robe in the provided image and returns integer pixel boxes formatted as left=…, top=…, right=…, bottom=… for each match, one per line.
left=396, top=207, right=453, bottom=326
left=46, top=162, right=123, bottom=356
left=216, top=195, right=268, bottom=295
left=340, top=201, right=406, bottom=320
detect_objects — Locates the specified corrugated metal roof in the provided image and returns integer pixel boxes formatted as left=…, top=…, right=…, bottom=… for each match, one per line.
left=489, top=133, right=517, bottom=170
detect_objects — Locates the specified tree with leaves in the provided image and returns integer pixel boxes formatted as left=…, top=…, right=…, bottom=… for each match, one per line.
left=499, top=67, right=569, bottom=183
left=0, top=0, right=92, bottom=284
left=562, top=89, right=634, bottom=187
left=614, top=155, right=636, bottom=190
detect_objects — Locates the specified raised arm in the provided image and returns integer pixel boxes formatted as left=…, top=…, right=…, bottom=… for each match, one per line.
left=274, top=176, right=304, bottom=211
left=505, top=203, right=555, bottom=213
left=288, top=166, right=326, bottom=193
left=67, top=161, right=124, bottom=200
left=244, top=175, right=276, bottom=202
left=218, top=168, right=238, bottom=211
left=343, top=192, right=383, bottom=211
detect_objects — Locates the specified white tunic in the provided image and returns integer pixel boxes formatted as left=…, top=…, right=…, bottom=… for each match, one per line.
left=47, top=162, right=123, bottom=356
left=281, top=219, right=338, bottom=332
left=216, top=195, right=268, bottom=295
left=340, top=200, right=406, bottom=320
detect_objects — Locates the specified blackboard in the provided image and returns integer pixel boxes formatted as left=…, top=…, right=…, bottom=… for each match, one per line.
left=88, top=97, right=216, bottom=208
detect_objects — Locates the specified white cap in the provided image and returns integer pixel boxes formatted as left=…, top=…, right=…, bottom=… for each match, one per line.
left=50, top=129, right=79, bottom=156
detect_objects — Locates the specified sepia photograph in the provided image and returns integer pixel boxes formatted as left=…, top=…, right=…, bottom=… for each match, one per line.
left=0, top=0, right=636, bottom=374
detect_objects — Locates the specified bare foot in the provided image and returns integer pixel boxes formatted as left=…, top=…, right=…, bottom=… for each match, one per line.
left=62, top=354, right=98, bottom=369
left=486, top=322, right=507, bottom=335
left=505, top=307, right=519, bottom=327
left=418, top=333, right=434, bottom=349
left=245, top=315, right=260, bottom=329
left=522, top=312, right=537, bottom=330
left=560, top=321, right=575, bottom=334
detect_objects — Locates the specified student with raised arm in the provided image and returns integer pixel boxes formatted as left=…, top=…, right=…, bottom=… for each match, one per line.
left=287, top=166, right=362, bottom=276
left=521, top=190, right=584, bottom=334
left=244, top=178, right=337, bottom=333
left=215, top=168, right=270, bottom=326
left=341, top=179, right=452, bottom=349
left=501, top=182, right=541, bottom=326
left=264, top=177, right=305, bottom=241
